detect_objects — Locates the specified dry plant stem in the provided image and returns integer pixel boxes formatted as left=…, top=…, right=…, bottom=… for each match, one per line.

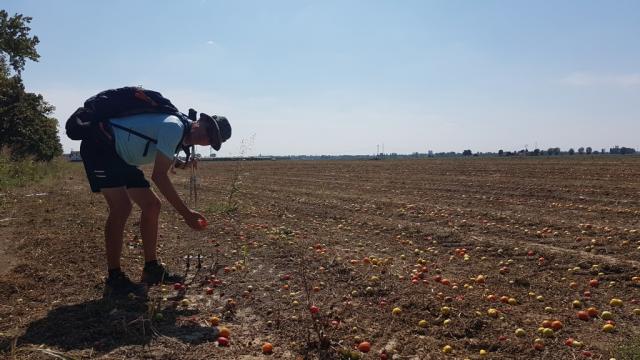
left=185, top=252, right=203, bottom=286
left=10, top=336, right=16, bottom=360
left=210, top=250, right=220, bottom=273
left=297, top=241, right=329, bottom=358
left=226, top=164, right=240, bottom=208
left=189, top=149, right=197, bottom=208
left=19, top=347, right=77, bottom=360
left=224, top=135, right=255, bottom=210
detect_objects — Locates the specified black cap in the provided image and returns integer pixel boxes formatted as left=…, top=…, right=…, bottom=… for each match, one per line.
left=200, top=113, right=231, bottom=151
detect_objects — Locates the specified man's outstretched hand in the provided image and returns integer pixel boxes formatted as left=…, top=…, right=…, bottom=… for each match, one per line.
left=183, top=210, right=208, bottom=230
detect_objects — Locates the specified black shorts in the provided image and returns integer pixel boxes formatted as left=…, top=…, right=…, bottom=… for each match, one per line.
left=80, top=139, right=150, bottom=193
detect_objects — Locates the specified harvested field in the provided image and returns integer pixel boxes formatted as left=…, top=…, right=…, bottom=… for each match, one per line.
left=1, top=156, right=640, bottom=359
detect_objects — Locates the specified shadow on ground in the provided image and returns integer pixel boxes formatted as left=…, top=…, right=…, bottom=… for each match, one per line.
left=15, top=297, right=217, bottom=353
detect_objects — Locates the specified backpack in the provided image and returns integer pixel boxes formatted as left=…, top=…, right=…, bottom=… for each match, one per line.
left=65, top=87, right=196, bottom=161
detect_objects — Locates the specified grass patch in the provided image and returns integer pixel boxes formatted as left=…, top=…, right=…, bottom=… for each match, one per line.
left=205, top=202, right=238, bottom=215
left=0, top=152, right=70, bottom=191
left=616, top=339, right=640, bottom=360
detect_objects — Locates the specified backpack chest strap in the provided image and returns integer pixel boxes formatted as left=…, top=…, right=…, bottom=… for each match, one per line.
left=109, top=122, right=157, bottom=156
left=108, top=116, right=189, bottom=158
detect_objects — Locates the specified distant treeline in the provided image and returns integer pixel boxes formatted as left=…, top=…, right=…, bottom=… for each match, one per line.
left=200, top=146, right=638, bottom=162
left=463, top=146, right=637, bottom=157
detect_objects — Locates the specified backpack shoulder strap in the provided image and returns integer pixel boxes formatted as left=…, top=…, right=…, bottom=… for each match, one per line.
left=175, top=114, right=193, bottom=161
left=110, top=122, right=157, bottom=143
left=109, top=121, right=157, bottom=157
left=108, top=113, right=190, bottom=158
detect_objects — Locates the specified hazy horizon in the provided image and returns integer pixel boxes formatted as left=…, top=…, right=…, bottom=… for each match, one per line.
left=5, top=0, right=640, bottom=157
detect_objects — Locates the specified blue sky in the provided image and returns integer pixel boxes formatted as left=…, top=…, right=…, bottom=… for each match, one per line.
left=4, top=0, right=640, bottom=156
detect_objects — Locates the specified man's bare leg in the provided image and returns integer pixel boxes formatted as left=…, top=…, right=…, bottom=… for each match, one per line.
left=102, top=187, right=132, bottom=270
left=128, top=187, right=184, bottom=285
left=101, top=187, right=147, bottom=299
left=127, top=187, right=161, bottom=262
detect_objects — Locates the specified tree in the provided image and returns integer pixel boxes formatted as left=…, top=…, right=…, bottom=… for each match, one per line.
left=462, top=149, right=472, bottom=156
left=0, top=10, right=61, bottom=160
left=568, top=148, right=575, bottom=155
left=578, top=147, right=585, bottom=155
left=0, top=11, right=40, bottom=75
left=586, top=147, right=592, bottom=154
left=0, top=78, right=60, bottom=160
left=498, top=149, right=504, bottom=156
left=547, top=147, right=561, bottom=155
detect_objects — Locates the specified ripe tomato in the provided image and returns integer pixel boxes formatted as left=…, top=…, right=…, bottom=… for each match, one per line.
left=262, top=342, right=273, bottom=354
left=357, top=341, right=371, bottom=353
left=217, top=336, right=229, bottom=346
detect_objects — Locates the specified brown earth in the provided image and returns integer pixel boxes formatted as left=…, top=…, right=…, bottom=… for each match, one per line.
left=1, top=156, right=640, bottom=359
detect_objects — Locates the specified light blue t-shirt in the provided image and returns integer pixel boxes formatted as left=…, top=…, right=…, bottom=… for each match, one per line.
left=110, top=113, right=186, bottom=166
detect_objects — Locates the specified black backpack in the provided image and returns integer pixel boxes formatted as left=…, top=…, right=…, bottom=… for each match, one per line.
left=65, top=87, right=196, bottom=160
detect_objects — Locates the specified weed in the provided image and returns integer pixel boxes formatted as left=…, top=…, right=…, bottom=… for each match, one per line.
left=616, top=339, right=640, bottom=360
left=241, top=244, right=249, bottom=270
left=223, top=135, right=255, bottom=212
left=295, top=239, right=331, bottom=358
left=0, top=150, right=70, bottom=191
left=205, top=202, right=238, bottom=215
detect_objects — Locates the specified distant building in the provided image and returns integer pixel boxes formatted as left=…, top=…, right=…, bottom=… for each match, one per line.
left=66, top=151, right=82, bottom=162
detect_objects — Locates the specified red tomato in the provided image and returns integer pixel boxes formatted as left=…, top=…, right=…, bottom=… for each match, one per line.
left=358, top=341, right=371, bottom=353
left=262, top=342, right=273, bottom=354
left=217, top=337, right=229, bottom=347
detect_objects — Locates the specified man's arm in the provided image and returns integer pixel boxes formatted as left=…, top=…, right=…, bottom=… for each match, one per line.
left=151, top=153, right=206, bottom=229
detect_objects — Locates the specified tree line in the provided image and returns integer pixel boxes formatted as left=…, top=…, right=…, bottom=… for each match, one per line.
left=457, top=146, right=637, bottom=157
left=0, top=10, right=61, bottom=161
